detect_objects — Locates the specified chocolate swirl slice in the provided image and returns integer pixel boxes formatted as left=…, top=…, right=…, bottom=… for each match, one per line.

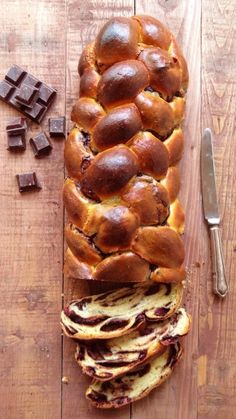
left=75, top=308, right=190, bottom=381
left=61, top=282, right=183, bottom=340
left=86, top=343, right=182, bottom=408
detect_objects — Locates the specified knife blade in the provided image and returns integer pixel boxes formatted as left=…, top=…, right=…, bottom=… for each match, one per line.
left=201, top=128, right=228, bottom=297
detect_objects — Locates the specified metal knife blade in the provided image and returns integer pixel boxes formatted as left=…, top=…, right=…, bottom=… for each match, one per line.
left=201, top=128, right=220, bottom=225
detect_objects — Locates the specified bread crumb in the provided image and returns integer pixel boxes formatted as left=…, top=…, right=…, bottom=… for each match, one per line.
left=62, top=376, right=69, bottom=384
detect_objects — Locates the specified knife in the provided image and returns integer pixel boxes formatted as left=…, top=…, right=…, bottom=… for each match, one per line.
left=201, top=128, right=229, bottom=298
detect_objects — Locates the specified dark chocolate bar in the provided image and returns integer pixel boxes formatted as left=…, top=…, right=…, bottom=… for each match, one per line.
left=16, top=172, right=41, bottom=192
left=49, top=116, right=66, bottom=138
left=30, top=132, right=52, bottom=157
left=0, top=65, right=57, bottom=123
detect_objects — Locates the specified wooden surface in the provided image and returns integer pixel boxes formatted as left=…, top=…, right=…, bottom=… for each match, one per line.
left=0, top=1, right=235, bottom=418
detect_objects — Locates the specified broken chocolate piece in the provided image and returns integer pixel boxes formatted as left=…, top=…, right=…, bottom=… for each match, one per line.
left=16, top=172, right=41, bottom=192
left=7, top=133, right=26, bottom=152
left=15, top=83, right=39, bottom=108
left=30, top=132, right=52, bottom=157
left=6, top=117, right=27, bottom=136
left=49, top=116, right=66, bottom=138
left=0, top=65, right=57, bottom=123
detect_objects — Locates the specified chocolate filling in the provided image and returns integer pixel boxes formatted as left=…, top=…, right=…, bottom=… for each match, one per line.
left=64, top=307, right=108, bottom=326
left=154, top=307, right=170, bottom=317
left=100, top=318, right=129, bottom=332
left=144, top=283, right=161, bottom=296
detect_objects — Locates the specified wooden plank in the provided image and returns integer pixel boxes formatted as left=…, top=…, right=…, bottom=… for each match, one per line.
left=62, top=1, right=134, bottom=418
left=0, top=1, right=66, bottom=418
left=199, top=1, right=236, bottom=418
left=134, top=1, right=202, bottom=418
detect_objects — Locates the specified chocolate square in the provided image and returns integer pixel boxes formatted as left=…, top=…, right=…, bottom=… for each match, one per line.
left=30, top=132, right=52, bottom=157
left=16, top=172, right=41, bottom=192
left=5, top=65, right=26, bottom=86
left=6, top=117, right=27, bottom=136
left=0, top=80, right=14, bottom=100
left=24, top=102, right=47, bottom=123
left=49, top=117, right=66, bottom=138
left=38, top=83, right=56, bottom=106
left=23, top=74, right=41, bottom=88
left=15, top=84, right=39, bottom=107
left=7, top=133, right=26, bottom=152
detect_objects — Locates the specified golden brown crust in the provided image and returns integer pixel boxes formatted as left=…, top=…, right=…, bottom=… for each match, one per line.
left=80, top=145, right=139, bottom=200
left=131, top=226, right=185, bottom=269
left=164, top=128, right=184, bottom=165
left=94, top=252, right=150, bottom=282
left=92, top=104, right=142, bottom=151
left=64, top=15, right=188, bottom=283
left=133, top=15, right=171, bottom=49
left=161, top=165, right=181, bottom=203
left=167, top=199, right=185, bottom=234
left=97, top=60, right=149, bottom=108
left=121, top=176, right=169, bottom=225
left=150, top=266, right=186, bottom=283
left=135, top=92, right=174, bottom=137
left=64, top=128, right=93, bottom=181
left=95, top=17, right=140, bottom=66
left=129, top=131, right=169, bottom=179
left=65, top=224, right=102, bottom=265
left=79, top=68, right=100, bottom=99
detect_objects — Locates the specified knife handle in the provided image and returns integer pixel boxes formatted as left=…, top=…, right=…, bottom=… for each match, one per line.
left=209, top=225, right=229, bottom=297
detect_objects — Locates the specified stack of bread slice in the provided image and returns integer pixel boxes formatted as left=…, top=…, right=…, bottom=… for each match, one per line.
left=61, top=282, right=191, bottom=408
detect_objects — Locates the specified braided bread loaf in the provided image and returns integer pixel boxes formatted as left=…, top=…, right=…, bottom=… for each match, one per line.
left=64, top=15, right=188, bottom=283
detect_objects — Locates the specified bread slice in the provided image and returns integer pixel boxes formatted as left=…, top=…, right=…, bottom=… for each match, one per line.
left=86, top=343, right=182, bottom=408
left=75, top=308, right=190, bottom=381
left=61, top=282, right=183, bottom=340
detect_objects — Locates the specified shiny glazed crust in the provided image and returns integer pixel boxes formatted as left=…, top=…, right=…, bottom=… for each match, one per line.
left=75, top=308, right=191, bottom=381
left=61, top=282, right=183, bottom=340
left=86, top=343, right=183, bottom=408
left=64, top=15, right=188, bottom=283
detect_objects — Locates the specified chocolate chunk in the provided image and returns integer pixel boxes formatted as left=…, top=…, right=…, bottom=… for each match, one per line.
left=0, top=65, right=57, bottom=123
left=24, top=74, right=41, bottom=88
left=30, top=132, right=52, bottom=157
left=5, top=65, right=26, bottom=86
left=16, top=172, right=41, bottom=192
left=0, top=81, right=14, bottom=100
left=7, top=133, right=26, bottom=152
left=49, top=116, right=66, bottom=138
left=15, top=83, right=39, bottom=108
left=25, top=102, right=47, bottom=123
left=6, top=117, right=27, bottom=136
left=38, top=84, right=56, bottom=106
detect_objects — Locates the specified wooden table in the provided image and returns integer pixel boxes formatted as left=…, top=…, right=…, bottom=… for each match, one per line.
left=1, top=1, right=235, bottom=418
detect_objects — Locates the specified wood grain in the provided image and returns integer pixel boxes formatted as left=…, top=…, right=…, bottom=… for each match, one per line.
left=0, top=1, right=66, bottom=418
left=199, top=1, right=236, bottom=418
